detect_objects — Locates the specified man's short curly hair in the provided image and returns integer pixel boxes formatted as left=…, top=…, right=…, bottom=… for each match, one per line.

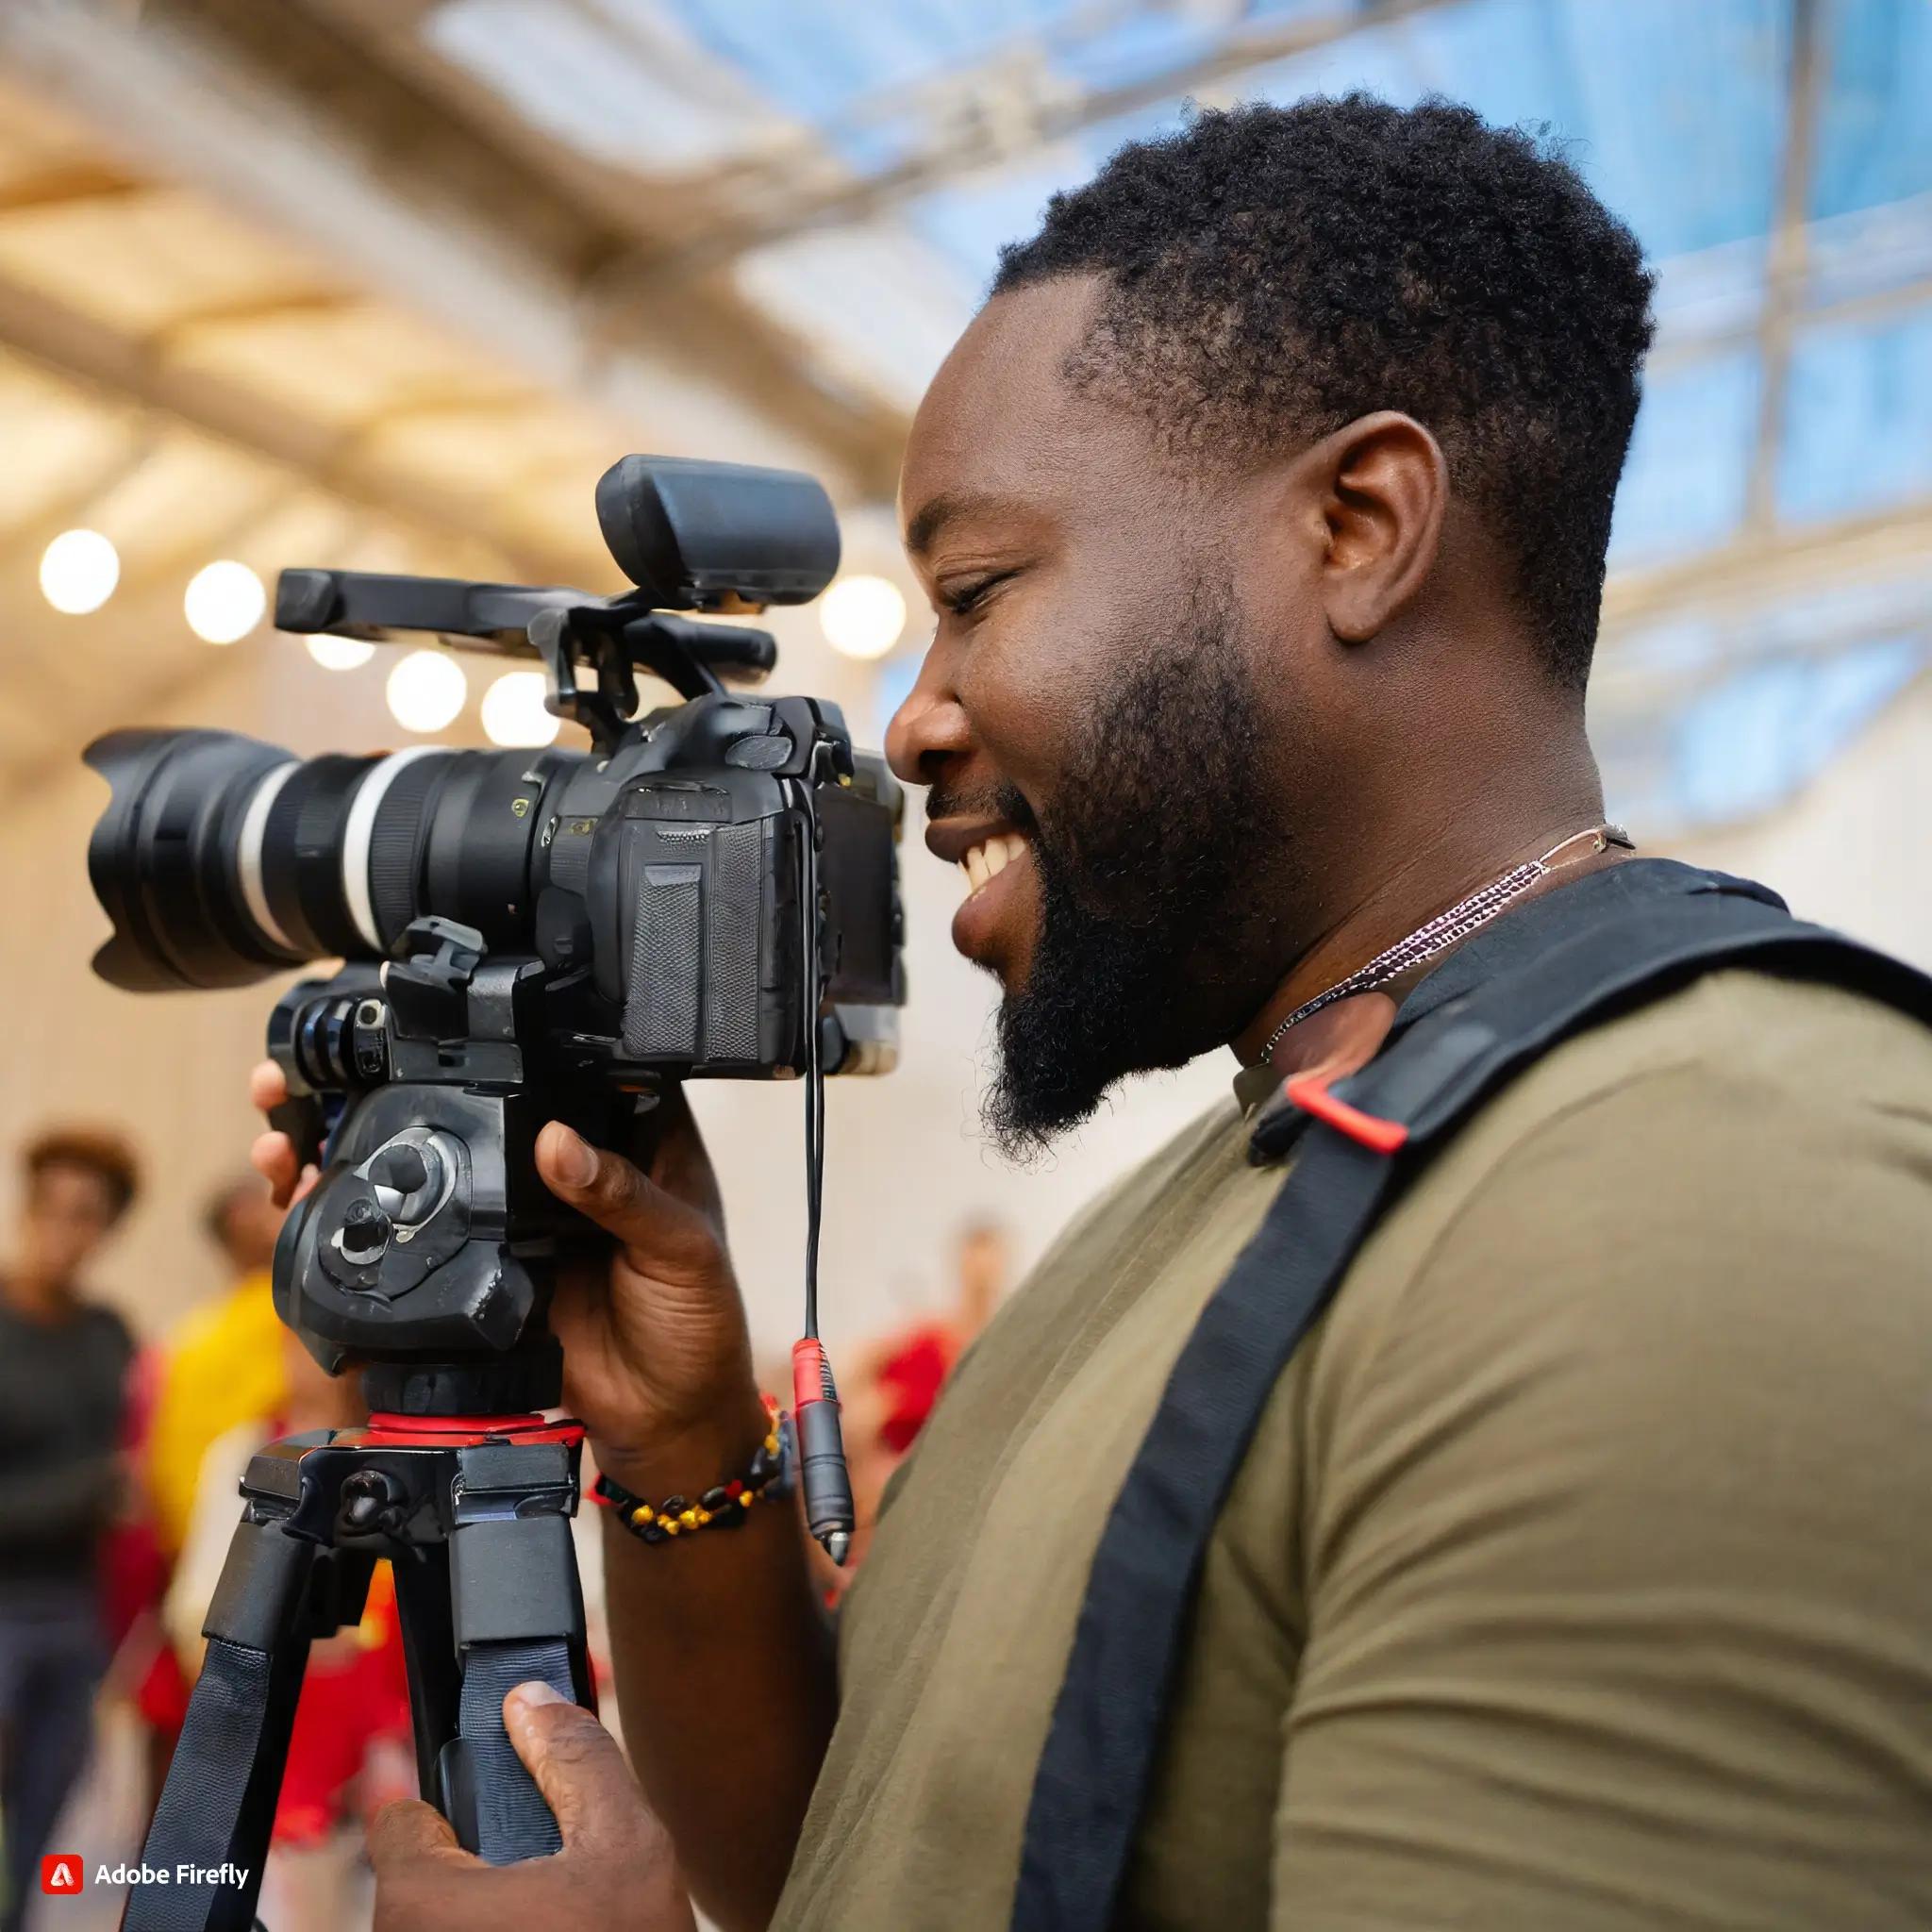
left=24, top=1125, right=141, bottom=1223
left=992, top=94, right=1656, bottom=691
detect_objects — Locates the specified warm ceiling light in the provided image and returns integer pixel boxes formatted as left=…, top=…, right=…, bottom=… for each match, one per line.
left=481, top=670, right=559, bottom=747
left=304, top=634, right=377, bottom=672
left=386, top=649, right=467, bottom=733
left=185, top=559, right=266, bottom=644
left=819, top=574, right=907, bottom=660
left=40, top=529, right=120, bottom=615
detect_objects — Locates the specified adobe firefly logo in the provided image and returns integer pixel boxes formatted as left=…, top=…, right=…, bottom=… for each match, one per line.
left=41, top=1854, right=84, bottom=1894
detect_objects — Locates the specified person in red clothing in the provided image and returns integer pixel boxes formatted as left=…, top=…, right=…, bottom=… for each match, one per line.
left=866, top=1219, right=1009, bottom=1453
left=823, top=1221, right=1013, bottom=1588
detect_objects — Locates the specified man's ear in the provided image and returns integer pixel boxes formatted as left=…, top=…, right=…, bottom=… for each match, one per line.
left=1312, top=411, right=1448, bottom=644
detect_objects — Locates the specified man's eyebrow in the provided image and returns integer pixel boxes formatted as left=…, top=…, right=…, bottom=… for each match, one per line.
left=903, top=490, right=1008, bottom=558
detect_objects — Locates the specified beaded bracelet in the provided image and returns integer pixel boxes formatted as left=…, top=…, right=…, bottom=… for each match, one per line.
left=591, top=1402, right=793, bottom=1545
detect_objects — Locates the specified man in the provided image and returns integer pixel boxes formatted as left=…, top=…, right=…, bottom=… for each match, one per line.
left=147, top=1174, right=287, bottom=1558
left=259, top=99, right=1932, bottom=1930
left=0, top=1126, right=139, bottom=1932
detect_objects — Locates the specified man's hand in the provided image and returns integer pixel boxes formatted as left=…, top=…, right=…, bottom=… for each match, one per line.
left=371, top=1683, right=695, bottom=1932
left=247, top=1063, right=767, bottom=1476
left=530, top=1092, right=766, bottom=1476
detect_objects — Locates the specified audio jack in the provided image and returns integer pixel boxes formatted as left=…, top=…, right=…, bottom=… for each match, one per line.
left=792, top=1338, right=854, bottom=1566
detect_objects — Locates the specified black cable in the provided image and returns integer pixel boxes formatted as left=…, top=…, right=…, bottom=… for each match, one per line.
left=800, top=801, right=824, bottom=1341
left=791, top=771, right=852, bottom=1562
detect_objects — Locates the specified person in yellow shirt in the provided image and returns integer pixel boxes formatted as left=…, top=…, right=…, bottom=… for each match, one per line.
left=146, top=1174, right=287, bottom=1557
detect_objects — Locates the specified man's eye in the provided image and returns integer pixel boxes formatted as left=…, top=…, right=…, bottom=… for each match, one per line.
left=943, top=571, right=1013, bottom=617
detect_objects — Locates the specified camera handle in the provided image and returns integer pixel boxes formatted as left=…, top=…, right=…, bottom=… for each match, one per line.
left=125, top=1414, right=591, bottom=1932
left=527, top=601, right=781, bottom=753
left=275, top=566, right=780, bottom=761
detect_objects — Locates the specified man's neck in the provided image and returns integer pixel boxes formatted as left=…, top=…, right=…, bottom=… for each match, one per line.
left=1232, top=786, right=1624, bottom=1069
left=2, top=1266, right=80, bottom=1323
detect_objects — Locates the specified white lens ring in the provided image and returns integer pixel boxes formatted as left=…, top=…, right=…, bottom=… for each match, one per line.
left=235, top=761, right=298, bottom=953
left=341, top=747, right=441, bottom=953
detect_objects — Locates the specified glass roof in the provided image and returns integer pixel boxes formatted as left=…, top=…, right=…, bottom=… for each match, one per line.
left=425, top=0, right=1932, bottom=833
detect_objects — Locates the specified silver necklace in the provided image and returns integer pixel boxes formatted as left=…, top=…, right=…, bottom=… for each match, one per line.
left=1256, top=824, right=1633, bottom=1060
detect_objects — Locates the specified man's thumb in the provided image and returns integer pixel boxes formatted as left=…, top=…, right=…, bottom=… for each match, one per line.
left=503, top=1682, right=645, bottom=1849
left=535, top=1123, right=718, bottom=1279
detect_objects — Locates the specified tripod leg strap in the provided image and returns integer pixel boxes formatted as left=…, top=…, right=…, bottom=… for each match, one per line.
left=126, top=1518, right=313, bottom=1932
left=446, top=1638, right=576, bottom=1863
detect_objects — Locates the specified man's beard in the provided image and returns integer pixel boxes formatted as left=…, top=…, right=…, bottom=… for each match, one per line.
left=983, top=578, right=1287, bottom=1159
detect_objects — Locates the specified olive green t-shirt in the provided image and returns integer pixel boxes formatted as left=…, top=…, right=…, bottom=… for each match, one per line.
left=774, top=969, right=1932, bottom=1931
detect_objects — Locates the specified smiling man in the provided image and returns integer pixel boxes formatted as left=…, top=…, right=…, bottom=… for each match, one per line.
left=276, top=96, right=1932, bottom=1932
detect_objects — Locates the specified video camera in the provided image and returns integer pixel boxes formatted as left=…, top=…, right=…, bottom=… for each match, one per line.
left=85, top=453, right=904, bottom=1485
left=85, top=453, right=908, bottom=1928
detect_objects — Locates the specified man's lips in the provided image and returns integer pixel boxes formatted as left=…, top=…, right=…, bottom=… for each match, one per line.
left=924, top=814, right=1026, bottom=866
left=929, top=815, right=1037, bottom=968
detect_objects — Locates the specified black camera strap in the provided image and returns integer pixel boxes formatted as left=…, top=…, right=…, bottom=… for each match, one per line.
left=1008, top=862, right=1932, bottom=1932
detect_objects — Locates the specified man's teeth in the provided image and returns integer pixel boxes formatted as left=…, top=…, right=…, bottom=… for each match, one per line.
left=960, top=834, right=1027, bottom=896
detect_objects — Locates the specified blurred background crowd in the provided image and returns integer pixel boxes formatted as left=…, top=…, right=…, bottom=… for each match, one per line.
left=0, top=0, right=1927, bottom=1926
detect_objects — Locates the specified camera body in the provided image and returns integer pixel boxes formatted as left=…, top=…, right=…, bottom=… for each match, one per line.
left=263, top=689, right=901, bottom=1405
left=86, top=457, right=905, bottom=1412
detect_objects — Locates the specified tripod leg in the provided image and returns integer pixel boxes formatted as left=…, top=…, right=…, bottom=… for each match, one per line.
left=389, top=1542, right=458, bottom=1802
left=440, top=1512, right=589, bottom=1863
left=125, top=1514, right=316, bottom=1932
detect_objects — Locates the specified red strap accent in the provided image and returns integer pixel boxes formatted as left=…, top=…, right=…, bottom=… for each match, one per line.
left=1282, top=1074, right=1409, bottom=1155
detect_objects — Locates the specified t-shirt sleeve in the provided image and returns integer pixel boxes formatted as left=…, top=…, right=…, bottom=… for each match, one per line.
left=1272, top=1058, right=1932, bottom=1931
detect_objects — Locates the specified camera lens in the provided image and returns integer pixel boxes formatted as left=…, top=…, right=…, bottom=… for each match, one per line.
left=87, top=729, right=316, bottom=991
left=86, top=728, right=582, bottom=990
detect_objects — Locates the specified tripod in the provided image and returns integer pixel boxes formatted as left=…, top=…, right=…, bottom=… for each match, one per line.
left=125, top=1398, right=591, bottom=1932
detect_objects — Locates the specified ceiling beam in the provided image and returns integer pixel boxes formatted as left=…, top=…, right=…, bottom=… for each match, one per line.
left=261, top=0, right=911, bottom=481
left=0, top=158, right=145, bottom=212
left=0, top=271, right=591, bottom=582
left=622, top=0, right=1461, bottom=277
left=0, top=0, right=904, bottom=499
left=1743, top=0, right=1824, bottom=532
left=1648, top=251, right=1932, bottom=376
left=174, top=0, right=909, bottom=495
left=1600, top=496, right=1932, bottom=633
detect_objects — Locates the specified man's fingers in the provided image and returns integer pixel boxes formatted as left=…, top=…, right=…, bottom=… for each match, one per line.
left=367, top=1797, right=472, bottom=1874
left=535, top=1123, right=719, bottom=1281
left=248, top=1063, right=314, bottom=1208
left=504, top=1682, right=651, bottom=1850
left=251, top=1129, right=297, bottom=1190
left=250, top=1130, right=318, bottom=1210
left=641, top=1088, right=726, bottom=1228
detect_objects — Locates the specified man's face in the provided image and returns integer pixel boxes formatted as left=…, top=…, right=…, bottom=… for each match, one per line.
left=20, top=1162, right=120, bottom=1289
left=887, top=277, right=1325, bottom=1154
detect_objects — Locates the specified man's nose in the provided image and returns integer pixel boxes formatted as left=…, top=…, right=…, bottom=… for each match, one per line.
left=885, top=650, right=972, bottom=788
